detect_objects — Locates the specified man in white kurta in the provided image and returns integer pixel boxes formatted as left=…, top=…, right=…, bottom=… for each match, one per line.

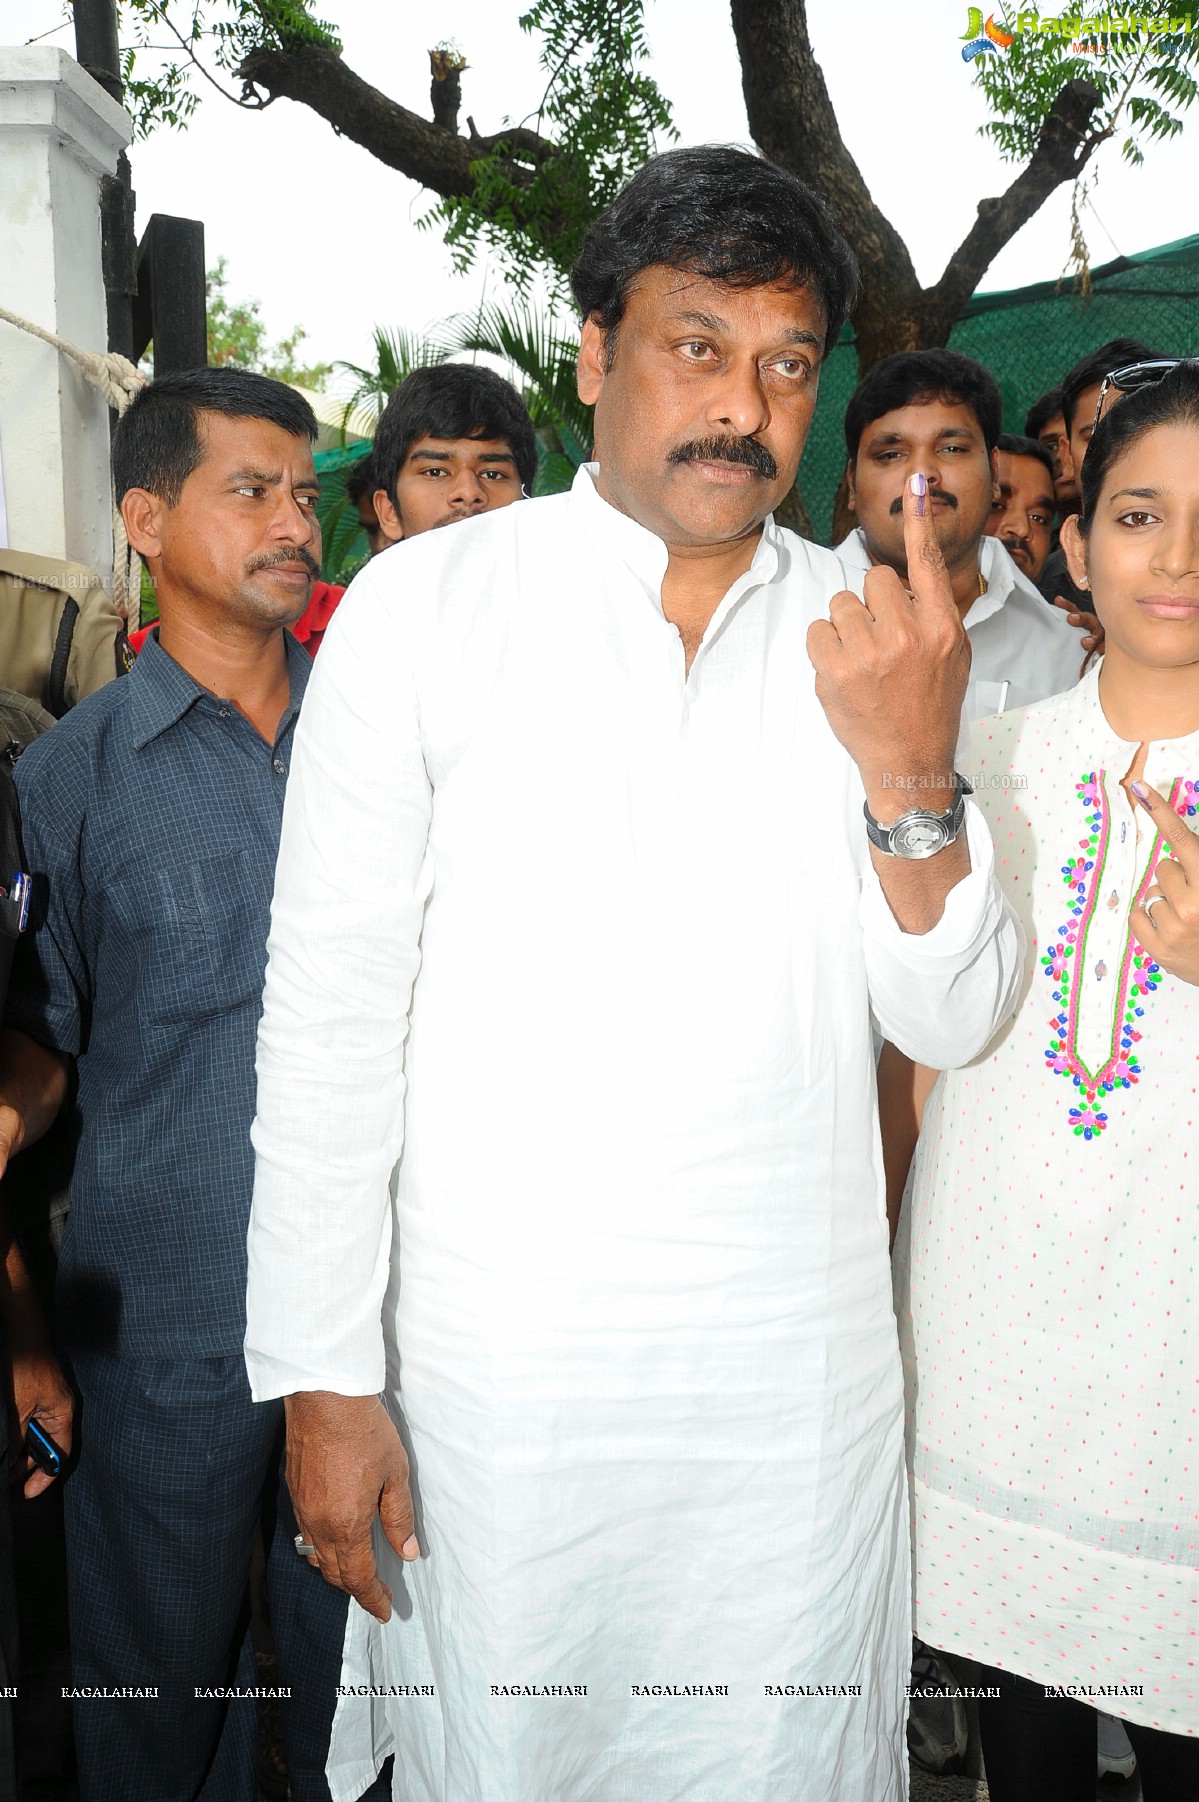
left=245, top=149, right=1023, bottom=1802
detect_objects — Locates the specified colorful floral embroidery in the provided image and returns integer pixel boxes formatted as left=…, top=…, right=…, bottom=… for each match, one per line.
left=1042, top=771, right=1185, bottom=1140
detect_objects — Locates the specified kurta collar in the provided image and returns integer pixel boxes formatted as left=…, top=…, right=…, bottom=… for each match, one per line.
left=129, top=624, right=311, bottom=751
left=569, top=462, right=781, bottom=608
left=1059, top=657, right=1199, bottom=791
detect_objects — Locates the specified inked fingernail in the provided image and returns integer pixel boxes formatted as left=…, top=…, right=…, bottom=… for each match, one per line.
left=1130, top=780, right=1151, bottom=808
left=910, top=472, right=927, bottom=516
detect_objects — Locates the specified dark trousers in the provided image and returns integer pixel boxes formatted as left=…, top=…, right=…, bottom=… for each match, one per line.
left=64, top=1349, right=358, bottom=1802
left=972, top=1658, right=1199, bottom=1802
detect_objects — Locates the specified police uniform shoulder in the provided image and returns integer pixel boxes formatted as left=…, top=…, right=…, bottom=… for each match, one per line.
left=15, top=667, right=128, bottom=773
left=0, top=548, right=106, bottom=597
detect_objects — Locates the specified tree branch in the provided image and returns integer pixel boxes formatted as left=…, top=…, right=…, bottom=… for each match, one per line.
left=730, top=0, right=922, bottom=361
left=235, top=42, right=558, bottom=195
left=921, top=79, right=1107, bottom=340
left=429, top=47, right=466, bottom=133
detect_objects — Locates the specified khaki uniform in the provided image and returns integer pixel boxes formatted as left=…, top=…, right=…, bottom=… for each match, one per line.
left=0, top=548, right=131, bottom=716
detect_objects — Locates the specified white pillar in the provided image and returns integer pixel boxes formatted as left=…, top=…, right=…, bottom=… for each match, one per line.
left=0, top=46, right=131, bottom=580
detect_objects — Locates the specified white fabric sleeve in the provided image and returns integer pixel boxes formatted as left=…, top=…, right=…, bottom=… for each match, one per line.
left=245, top=573, right=432, bottom=1401
left=861, top=800, right=1025, bottom=1069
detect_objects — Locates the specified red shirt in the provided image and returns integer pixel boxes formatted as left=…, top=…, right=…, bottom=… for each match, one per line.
left=129, top=583, right=346, bottom=660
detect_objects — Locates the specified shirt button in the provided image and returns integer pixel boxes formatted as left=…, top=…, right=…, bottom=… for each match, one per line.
left=272, top=756, right=287, bottom=775
left=218, top=706, right=231, bottom=719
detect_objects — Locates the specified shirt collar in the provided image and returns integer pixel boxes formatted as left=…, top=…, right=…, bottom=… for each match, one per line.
left=129, top=626, right=311, bottom=752
left=568, top=462, right=780, bottom=606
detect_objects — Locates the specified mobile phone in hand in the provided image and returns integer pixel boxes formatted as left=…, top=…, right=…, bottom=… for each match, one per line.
left=24, top=1419, right=63, bottom=1479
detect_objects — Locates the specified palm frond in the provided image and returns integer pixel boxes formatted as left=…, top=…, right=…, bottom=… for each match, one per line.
left=444, top=302, right=594, bottom=475
left=332, top=324, right=454, bottom=442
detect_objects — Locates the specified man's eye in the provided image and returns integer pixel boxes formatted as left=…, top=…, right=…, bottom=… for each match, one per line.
left=480, top=469, right=515, bottom=482
left=1030, top=512, right=1051, bottom=527
left=767, top=358, right=810, bottom=382
left=297, top=493, right=319, bottom=509
left=680, top=341, right=713, bottom=360
left=421, top=467, right=448, bottom=478
left=234, top=486, right=263, bottom=498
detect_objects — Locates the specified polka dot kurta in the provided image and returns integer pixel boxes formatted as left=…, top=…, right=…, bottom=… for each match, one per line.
left=895, top=660, right=1199, bottom=1736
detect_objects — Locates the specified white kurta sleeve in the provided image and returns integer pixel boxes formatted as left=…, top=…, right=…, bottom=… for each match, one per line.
left=860, top=799, right=1024, bottom=1068
left=245, top=570, right=433, bottom=1401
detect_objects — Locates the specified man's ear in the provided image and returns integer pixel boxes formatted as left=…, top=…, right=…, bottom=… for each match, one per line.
left=1060, top=512, right=1089, bottom=593
left=373, top=489, right=404, bottom=544
left=121, top=489, right=165, bottom=562
left=577, top=316, right=609, bottom=407
left=1058, top=435, right=1076, bottom=486
left=844, top=459, right=856, bottom=513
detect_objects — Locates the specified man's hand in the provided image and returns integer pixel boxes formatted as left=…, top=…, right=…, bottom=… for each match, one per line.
left=1053, top=595, right=1104, bottom=656
left=0, top=1032, right=70, bottom=1182
left=808, top=471, right=969, bottom=819
left=284, top=1391, right=419, bottom=1623
left=2, top=1238, right=73, bottom=1497
left=1130, top=781, right=1199, bottom=985
left=12, top=1346, right=73, bottom=1499
left=0, top=1106, right=21, bottom=1186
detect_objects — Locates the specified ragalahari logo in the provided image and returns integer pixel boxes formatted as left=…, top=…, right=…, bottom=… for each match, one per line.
left=961, top=8, right=1016, bottom=57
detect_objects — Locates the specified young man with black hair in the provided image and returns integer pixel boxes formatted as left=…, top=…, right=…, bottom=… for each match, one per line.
left=245, top=146, right=1021, bottom=1800
left=837, top=349, right=1084, bottom=720
left=1024, top=386, right=1078, bottom=517
left=285, top=367, right=537, bottom=657
left=370, top=362, right=537, bottom=543
left=985, top=432, right=1057, bottom=586
left=0, top=369, right=387, bottom=1802
left=1038, top=337, right=1168, bottom=617
left=345, top=450, right=388, bottom=558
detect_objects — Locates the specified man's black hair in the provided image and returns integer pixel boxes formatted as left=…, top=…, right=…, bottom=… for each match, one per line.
left=996, top=432, right=1055, bottom=484
left=1078, top=360, right=1199, bottom=531
left=1024, top=388, right=1063, bottom=440
left=112, top=366, right=318, bottom=506
left=372, top=364, right=538, bottom=504
left=345, top=452, right=376, bottom=507
left=569, top=144, right=859, bottom=362
left=1059, top=338, right=1167, bottom=435
left=844, top=349, right=1002, bottom=463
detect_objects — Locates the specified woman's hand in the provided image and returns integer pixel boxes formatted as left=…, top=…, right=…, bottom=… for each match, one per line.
left=1130, top=781, right=1199, bottom=986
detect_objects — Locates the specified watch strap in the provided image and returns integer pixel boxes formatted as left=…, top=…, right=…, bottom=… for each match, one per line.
left=863, top=773, right=972, bottom=858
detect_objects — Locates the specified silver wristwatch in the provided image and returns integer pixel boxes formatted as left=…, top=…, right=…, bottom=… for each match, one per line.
left=863, top=774, right=972, bottom=860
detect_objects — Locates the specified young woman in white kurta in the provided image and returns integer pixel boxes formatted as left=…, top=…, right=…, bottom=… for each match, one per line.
left=896, top=363, right=1199, bottom=1802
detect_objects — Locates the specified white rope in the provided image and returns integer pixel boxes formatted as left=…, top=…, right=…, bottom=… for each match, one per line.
left=0, top=303, right=147, bottom=623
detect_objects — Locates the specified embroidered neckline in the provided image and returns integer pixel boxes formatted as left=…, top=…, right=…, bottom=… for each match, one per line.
left=1042, top=771, right=1196, bottom=1140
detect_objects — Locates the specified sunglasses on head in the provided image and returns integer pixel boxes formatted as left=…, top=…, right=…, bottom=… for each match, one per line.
left=1092, top=358, right=1197, bottom=432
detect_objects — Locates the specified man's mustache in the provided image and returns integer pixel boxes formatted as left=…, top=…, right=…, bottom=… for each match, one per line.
left=668, top=436, right=779, bottom=480
left=248, top=547, right=321, bottom=577
left=890, top=486, right=955, bottom=516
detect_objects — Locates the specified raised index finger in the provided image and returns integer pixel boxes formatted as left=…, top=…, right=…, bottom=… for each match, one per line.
left=1131, top=780, right=1199, bottom=872
left=902, top=472, right=955, bottom=616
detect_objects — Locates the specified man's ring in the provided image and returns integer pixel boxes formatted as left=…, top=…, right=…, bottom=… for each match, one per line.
left=1144, top=892, right=1166, bottom=923
left=294, top=1534, right=317, bottom=1557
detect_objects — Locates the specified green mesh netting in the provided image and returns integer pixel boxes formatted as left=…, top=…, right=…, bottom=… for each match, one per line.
left=798, top=232, right=1199, bottom=548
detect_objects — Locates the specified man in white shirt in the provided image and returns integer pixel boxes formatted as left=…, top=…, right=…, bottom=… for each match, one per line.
left=836, top=348, right=1085, bottom=722
left=245, top=147, right=1023, bottom=1802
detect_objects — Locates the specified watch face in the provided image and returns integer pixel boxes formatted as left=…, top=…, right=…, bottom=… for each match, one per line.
left=892, top=816, right=951, bottom=859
